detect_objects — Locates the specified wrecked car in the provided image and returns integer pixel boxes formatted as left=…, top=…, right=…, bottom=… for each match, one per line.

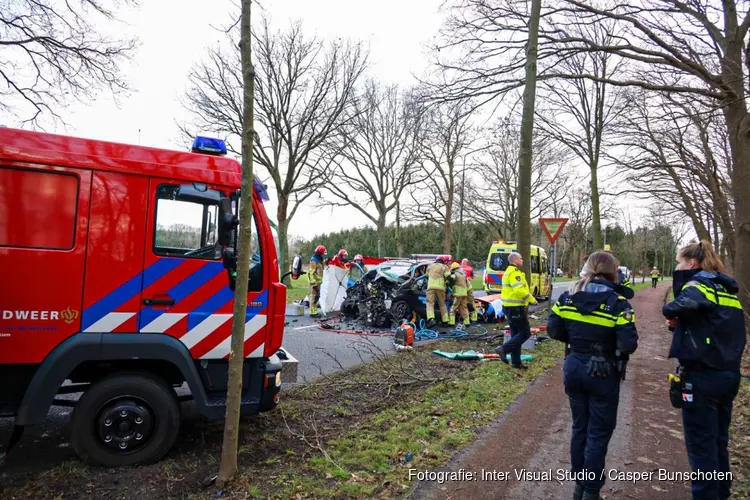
left=340, top=260, right=455, bottom=327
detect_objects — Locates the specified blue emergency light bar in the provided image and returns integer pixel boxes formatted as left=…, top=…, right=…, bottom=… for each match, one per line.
left=192, top=136, right=228, bottom=156
left=254, top=176, right=270, bottom=202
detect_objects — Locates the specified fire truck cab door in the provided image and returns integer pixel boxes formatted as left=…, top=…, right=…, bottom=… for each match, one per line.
left=139, top=180, right=268, bottom=360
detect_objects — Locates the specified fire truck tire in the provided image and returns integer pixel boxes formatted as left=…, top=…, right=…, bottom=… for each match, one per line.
left=70, top=373, right=181, bottom=467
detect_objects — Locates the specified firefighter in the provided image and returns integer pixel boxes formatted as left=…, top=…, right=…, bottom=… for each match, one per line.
left=307, top=245, right=326, bottom=317
left=449, top=262, right=471, bottom=327
left=346, top=254, right=368, bottom=284
left=651, top=266, right=660, bottom=288
left=547, top=251, right=639, bottom=500
left=460, top=258, right=478, bottom=322
left=495, top=252, right=537, bottom=369
left=426, top=256, right=451, bottom=327
left=332, top=248, right=349, bottom=267
left=662, top=240, right=746, bottom=500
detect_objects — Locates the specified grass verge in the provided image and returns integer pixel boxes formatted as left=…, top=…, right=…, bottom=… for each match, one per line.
left=286, top=274, right=310, bottom=303
left=1, top=325, right=563, bottom=499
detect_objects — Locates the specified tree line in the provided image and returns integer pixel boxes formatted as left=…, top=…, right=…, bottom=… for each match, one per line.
left=294, top=218, right=680, bottom=279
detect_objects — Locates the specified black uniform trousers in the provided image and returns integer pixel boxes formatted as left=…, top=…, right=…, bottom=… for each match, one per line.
left=564, top=353, right=620, bottom=492
left=504, top=306, right=530, bottom=366
left=680, top=367, right=741, bottom=500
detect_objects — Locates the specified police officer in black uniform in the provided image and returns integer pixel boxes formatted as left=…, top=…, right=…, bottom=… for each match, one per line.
left=662, top=240, right=746, bottom=500
left=548, top=251, right=638, bottom=500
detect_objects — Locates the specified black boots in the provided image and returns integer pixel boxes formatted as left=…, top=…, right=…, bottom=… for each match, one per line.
left=573, top=483, right=584, bottom=500
left=581, top=489, right=602, bottom=500
left=494, top=346, right=509, bottom=364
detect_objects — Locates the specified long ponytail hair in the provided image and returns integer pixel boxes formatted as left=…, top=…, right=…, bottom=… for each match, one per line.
left=678, top=239, right=725, bottom=273
left=572, top=251, right=620, bottom=293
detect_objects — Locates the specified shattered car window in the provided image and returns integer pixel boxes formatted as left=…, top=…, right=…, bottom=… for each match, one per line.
left=489, top=252, right=511, bottom=272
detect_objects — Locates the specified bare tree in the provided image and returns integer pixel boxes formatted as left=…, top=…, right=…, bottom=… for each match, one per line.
left=536, top=20, right=626, bottom=250
left=181, top=18, right=368, bottom=274
left=1, top=0, right=138, bottom=125
left=404, top=99, right=475, bottom=254
left=610, top=89, right=736, bottom=266
left=218, top=0, right=254, bottom=486
left=317, top=80, right=421, bottom=257
left=432, top=0, right=750, bottom=307
left=465, top=117, right=575, bottom=240
left=516, top=0, right=543, bottom=282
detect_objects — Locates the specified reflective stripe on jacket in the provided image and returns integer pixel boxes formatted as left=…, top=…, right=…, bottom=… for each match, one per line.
left=308, top=255, right=324, bottom=285
left=501, top=265, right=535, bottom=307
left=451, top=271, right=469, bottom=297
left=427, top=262, right=450, bottom=290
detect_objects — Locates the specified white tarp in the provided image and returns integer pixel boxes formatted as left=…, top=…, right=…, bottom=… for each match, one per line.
left=319, top=265, right=349, bottom=314
left=487, top=298, right=504, bottom=319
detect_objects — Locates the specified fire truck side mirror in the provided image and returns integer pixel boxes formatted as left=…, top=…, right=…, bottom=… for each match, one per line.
left=218, top=197, right=237, bottom=247
left=291, top=255, right=302, bottom=280
left=222, top=247, right=238, bottom=291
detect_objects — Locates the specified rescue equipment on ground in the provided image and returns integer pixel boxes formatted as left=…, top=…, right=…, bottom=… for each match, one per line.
left=432, top=349, right=534, bottom=362
left=394, top=322, right=415, bottom=347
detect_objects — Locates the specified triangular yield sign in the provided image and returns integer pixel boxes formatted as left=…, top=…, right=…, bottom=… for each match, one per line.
left=539, top=218, right=568, bottom=244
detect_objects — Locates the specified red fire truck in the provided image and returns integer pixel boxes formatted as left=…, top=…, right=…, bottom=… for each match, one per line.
left=0, top=127, right=288, bottom=466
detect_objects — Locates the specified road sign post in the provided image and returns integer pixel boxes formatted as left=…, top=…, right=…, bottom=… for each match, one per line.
left=540, top=218, right=569, bottom=283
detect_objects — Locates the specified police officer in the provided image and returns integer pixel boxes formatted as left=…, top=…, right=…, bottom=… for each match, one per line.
left=662, top=240, right=746, bottom=500
left=495, top=252, right=537, bottom=369
left=547, top=251, right=638, bottom=500
left=307, top=245, right=326, bottom=317
left=425, top=256, right=451, bottom=328
left=448, top=262, right=471, bottom=327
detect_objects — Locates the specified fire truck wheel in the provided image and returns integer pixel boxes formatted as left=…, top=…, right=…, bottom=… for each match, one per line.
left=70, top=373, right=181, bottom=467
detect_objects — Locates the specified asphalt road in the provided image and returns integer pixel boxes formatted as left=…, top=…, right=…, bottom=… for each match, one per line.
left=0, top=281, right=571, bottom=468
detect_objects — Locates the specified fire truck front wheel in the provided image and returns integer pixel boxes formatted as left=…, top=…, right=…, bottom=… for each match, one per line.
left=70, top=373, right=181, bottom=467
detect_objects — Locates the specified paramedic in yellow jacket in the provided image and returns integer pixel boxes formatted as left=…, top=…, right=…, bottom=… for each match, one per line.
left=426, top=256, right=451, bottom=327
left=449, top=262, right=471, bottom=327
left=307, top=245, right=327, bottom=316
left=495, top=252, right=537, bottom=369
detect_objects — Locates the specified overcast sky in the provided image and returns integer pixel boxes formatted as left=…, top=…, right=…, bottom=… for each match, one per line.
left=9, top=0, right=658, bottom=243
left=32, top=0, right=444, bottom=241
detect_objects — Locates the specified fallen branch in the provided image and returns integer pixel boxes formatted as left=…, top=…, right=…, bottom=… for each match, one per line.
left=281, top=407, right=348, bottom=475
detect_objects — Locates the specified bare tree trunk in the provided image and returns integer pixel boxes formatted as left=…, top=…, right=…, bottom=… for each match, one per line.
left=590, top=165, right=602, bottom=249
left=443, top=190, right=453, bottom=254
left=277, top=217, right=289, bottom=284
left=395, top=200, right=403, bottom=257
left=725, top=109, right=750, bottom=311
left=377, top=212, right=386, bottom=257
left=516, top=0, right=542, bottom=281
left=276, top=199, right=290, bottom=275
left=218, top=0, right=254, bottom=487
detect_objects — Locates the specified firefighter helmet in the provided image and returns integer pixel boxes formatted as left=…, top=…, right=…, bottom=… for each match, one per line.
left=451, top=262, right=460, bottom=271
left=353, top=254, right=363, bottom=262
left=315, top=245, right=326, bottom=255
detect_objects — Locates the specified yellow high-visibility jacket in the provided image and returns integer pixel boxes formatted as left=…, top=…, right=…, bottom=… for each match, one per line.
left=308, top=256, right=325, bottom=285
left=501, top=265, right=537, bottom=307
left=427, top=262, right=450, bottom=291
left=451, top=271, right=469, bottom=297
